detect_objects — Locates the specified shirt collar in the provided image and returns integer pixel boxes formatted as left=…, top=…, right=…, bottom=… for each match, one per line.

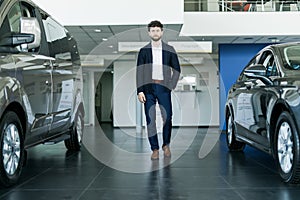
left=151, top=41, right=162, bottom=48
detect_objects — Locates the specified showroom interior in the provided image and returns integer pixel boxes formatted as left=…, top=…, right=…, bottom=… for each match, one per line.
left=2, top=0, right=300, bottom=199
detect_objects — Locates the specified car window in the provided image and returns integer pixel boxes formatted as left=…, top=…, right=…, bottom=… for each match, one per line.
left=260, top=50, right=278, bottom=77
left=7, top=3, right=22, bottom=33
left=238, top=54, right=260, bottom=81
left=266, top=55, right=278, bottom=77
left=20, top=2, right=36, bottom=18
left=0, top=2, right=39, bottom=52
left=42, top=16, right=68, bottom=57
left=283, top=46, right=300, bottom=70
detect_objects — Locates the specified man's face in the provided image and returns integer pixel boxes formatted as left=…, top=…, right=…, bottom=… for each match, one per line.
left=148, top=27, right=163, bottom=42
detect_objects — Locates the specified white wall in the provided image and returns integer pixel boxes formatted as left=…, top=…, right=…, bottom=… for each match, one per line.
left=181, top=12, right=300, bottom=36
left=172, top=57, right=219, bottom=126
left=32, top=0, right=184, bottom=26
left=113, top=54, right=219, bottom=127
left=113, top=61, right=137, bottom=126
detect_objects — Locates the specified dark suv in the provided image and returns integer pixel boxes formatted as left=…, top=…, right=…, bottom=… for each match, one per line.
left=225, top=42, right=300, bottom=184
left=0, top=0, right=84, bottom=186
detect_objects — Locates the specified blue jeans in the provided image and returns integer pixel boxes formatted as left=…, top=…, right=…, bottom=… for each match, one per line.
left=144, top=84, right=172, bottom=151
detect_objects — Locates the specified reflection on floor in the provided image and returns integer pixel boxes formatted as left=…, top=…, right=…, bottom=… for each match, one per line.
left=0, top=124, right=299, bottom=200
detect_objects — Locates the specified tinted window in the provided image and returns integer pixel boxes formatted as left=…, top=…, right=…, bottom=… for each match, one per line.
left=8, top=3, right=22, bottom=33
left=0, top=2, right=40, bottom=53
left=259, top=51, right=278, bottom=77
left=238, top=54, right=260, bottom=81
left=282, top=45, right=300, bottom=70
left=42, top=17, right=68, bottom=57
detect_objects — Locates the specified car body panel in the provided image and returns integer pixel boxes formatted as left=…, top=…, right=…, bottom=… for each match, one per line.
left=0, top=0, right=83, bottom=148
left=226, top=42, right=300, bottom=154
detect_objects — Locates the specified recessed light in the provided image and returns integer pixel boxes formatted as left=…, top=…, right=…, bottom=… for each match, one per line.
left=108, top=45, right=114, bottom=48
left=94, top=29, right=101, bottom=33
left=268, top=37, right=280, bottom=43
left=102, top=38, right=108, bottom=41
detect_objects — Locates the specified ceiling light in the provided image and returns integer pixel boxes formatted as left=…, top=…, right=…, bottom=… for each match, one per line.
left=102, top=38, right=108, bottom=41
left=94, top=29, right=101, bottom=33
left=268, top=37, right=280, bottom=43
left=108, top=45, right=114, bottom=48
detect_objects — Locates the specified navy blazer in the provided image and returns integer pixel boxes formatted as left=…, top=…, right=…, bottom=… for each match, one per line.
left=136, top=42, right=181, bottom=94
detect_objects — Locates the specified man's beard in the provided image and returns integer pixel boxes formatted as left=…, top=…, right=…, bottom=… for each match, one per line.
left=151, top=36, right=161, bottom=42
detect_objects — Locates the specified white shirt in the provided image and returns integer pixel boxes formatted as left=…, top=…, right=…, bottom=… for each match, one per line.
left=151, top=43, right=163, bottom=80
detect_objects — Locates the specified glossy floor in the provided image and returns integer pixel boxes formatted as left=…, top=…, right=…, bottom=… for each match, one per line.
left=0, top=124, right=300, bottom=200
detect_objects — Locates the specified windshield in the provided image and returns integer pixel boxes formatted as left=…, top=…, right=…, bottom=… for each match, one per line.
left=282, top=45, right=300, bottom=70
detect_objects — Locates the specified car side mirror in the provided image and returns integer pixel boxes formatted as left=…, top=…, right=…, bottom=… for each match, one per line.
left=0, top=33, right=34, bottom=53
left=244, top=64, right=266, bottom=76
left=0, top=33, right=34, bottom=47
left=244, top=64, right=273, bottom=85
left=20, top=17, right=41, bottom=50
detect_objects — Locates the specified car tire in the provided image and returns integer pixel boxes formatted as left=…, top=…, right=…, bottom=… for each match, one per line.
left=0, top=111, right=24, bottom=187
left=226, top=109, right=245, bottom=151
left=274, top=111, right=300, bottom=183
left=64, top=110, right=84, bottom=151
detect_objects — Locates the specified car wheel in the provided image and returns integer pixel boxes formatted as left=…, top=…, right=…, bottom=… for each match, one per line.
left=275, top=111, right=300, bottom=183
left=226, top=110, right=245, bottom=151
left=0, top=111, right=24, bottom=187
left=64, top=110, right=84, bottom=151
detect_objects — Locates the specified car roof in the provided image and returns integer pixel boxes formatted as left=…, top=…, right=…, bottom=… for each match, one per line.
left=268, top=42, right=300, bottom=49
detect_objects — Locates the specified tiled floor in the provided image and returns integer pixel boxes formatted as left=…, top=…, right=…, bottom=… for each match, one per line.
left=0, top=124, right=300, bottom=200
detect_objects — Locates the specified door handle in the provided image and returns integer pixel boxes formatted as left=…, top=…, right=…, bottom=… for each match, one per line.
left=43, top=61, right=51, bottom=68
left=52, top=62, right=59, bottom=68
left=245, top=82, right=253, bottom=90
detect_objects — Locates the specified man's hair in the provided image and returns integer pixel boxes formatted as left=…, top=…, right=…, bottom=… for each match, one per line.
left=147, top=20, right=163, bottom=31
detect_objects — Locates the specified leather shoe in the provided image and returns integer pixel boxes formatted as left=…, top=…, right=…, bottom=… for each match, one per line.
left=163, top=145, right=171, bottom=157
left=151, top=150, right=159, bottom=160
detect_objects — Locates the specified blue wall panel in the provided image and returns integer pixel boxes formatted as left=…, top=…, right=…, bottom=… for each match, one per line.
left=219, top=44, right=268, bottom=130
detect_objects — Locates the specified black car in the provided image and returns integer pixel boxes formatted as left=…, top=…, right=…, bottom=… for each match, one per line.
left=225, top=42, right=300, bottom=183
left=0, top=0, right=84, bottom=187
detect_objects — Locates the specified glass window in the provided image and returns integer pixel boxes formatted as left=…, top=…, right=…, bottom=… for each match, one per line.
left=21, top=2, right=36, bottom=18
left=42, top=17, right=66, bottom=43
left=259, top=51, right=279, bottom=77
left=7, top=3, right=22, bottom=33
left=283, top=46, right=300, bottom=70
left=184, top=0, right=202, bottom=11
left=238, top=54, right=260, bottom=81
left=0, top=2, right=37, bottom=36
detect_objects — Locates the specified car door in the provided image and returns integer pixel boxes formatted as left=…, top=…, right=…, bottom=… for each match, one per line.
left=230, top=55, right=260, bottom=139
left=244, top=50, right=277, bottom=146
left=14, top=54, right=53, bottom=141
left=42, top=16, right=74, bottom=135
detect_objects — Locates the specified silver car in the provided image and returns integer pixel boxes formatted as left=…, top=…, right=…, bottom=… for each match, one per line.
left=0, top=0, right=84, bottom=187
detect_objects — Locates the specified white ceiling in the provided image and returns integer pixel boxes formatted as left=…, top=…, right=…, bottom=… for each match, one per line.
left=65, top=24, right=300, bottom=56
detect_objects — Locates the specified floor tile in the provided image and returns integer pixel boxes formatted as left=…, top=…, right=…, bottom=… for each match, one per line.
left=0, top=125, right=300, bottom=200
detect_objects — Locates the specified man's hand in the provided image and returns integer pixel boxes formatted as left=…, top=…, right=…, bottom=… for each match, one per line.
left=138, top=92, right=146, bottom=103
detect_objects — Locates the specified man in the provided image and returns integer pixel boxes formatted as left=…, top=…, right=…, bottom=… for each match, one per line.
left=136, top=20, right=181, bottom=160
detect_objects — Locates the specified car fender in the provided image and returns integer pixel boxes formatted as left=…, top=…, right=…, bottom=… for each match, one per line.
left=71, top=89, right=84, bottom=123
left=0, top=77, right=24, bottom=114
left=267, top=96, right=297, bottom=154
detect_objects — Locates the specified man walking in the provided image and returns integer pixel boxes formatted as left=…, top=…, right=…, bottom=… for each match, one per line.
left=136, top=20, right=181, bottom=160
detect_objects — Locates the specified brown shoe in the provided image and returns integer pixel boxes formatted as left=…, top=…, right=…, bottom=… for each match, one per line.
left=163, top=145, right=171, bottom=157
left=151, top=150, right=159, bottom=160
